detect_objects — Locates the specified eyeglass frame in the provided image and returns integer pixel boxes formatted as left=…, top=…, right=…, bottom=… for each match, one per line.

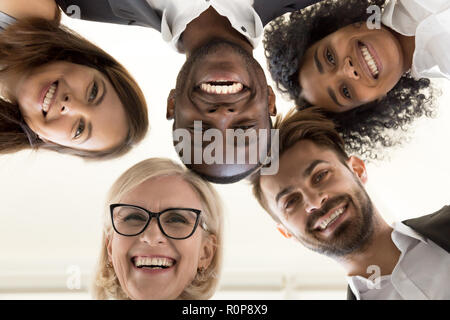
left=109, top=203, right=205, bottom=240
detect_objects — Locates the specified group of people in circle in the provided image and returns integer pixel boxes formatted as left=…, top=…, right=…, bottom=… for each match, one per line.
left=1, top=0, right=449, bottom=300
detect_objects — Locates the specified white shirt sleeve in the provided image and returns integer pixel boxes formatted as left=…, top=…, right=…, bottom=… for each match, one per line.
left=381, top=0, right=450, bottom=79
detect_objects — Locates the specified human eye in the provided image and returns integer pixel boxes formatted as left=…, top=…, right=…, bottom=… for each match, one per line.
left=341, top=86, right=352, bottom=100
left=164, top=212, right=189, bottom=224
left=89, top=81, right=99, bottom=102
left=74, top=118, right=85, bottom=139
left=284, top=194, right=300, bottom=211
left=325, top=47, right=336, bottom=65
left=123, top=212, right=147, bottom=222
left=313, top=170, right=329, bottom=184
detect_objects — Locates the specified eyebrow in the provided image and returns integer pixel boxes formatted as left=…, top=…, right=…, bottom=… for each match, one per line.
left=314, top=48, right=324, bottom=74
left=327, top=87, right=344, bottom=107
left=96, top=79, right=107, bottom=106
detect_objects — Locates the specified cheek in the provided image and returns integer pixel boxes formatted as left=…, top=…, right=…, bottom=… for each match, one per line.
left=176, top=238, right=203, bottom=277
left=110, top=236, right=134, bottom=280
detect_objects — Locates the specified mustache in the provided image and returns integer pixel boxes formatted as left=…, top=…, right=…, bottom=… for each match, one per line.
left=306, top=195, right=351, bottom=231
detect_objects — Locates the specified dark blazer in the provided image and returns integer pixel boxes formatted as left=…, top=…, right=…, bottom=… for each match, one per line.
left=347, top=206, right=450, bottom=300
left=55, top=0, right=322, bottom=29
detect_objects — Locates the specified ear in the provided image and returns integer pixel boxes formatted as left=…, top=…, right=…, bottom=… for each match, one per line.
left=166, top=89, right=176, bottom=120
left=198, top=234, right=217, bottom=270
left=276, top=224, right=293, bottom=239
left=106, top=235, right=113, bottom=263
left=267, top=86, right=277, bottom=116
left=347, top=156, right=367, bottom=184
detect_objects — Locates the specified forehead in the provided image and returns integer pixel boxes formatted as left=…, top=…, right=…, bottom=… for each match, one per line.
left=260, top=140, right=342, bottom=195
left=120, top=175, right=203, bottom=212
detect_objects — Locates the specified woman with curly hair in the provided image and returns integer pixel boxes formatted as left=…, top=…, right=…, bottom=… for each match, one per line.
left=93, top=158, right=224, bottom=300
left=0, top=0, right=148, bottom=159
left=264, top=0, right=445, bottom=159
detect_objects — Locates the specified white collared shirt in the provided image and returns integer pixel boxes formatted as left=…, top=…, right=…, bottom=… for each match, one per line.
left=347, top=221, right=450, bottom=300
left=146, top=0, right=263, bottom=52
left=381, top=0, right=450, bottom=79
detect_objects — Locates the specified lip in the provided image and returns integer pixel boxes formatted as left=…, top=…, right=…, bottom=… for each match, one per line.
left=131, top=255, right=176, bottom=275
left=313, top=203, right=349, bottom=233
left=40, top=81, right=58, bottom=116
left=356, top=41, right=382, bottom=81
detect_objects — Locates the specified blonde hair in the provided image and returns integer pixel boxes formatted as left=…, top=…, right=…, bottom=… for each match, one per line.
left=92, top=158, right=224, bottom=300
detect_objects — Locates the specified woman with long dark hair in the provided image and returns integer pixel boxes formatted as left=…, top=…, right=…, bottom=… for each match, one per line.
left=0, top=0, right=148, bottom=159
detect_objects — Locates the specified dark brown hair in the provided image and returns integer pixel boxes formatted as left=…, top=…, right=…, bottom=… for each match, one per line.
left=250, top=107, right=349, bottom=221
left=0, top=16, right=149, bottom=159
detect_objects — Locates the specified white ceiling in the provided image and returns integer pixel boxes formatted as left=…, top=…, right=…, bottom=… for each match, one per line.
left=1, top=15, right=450, bottom=298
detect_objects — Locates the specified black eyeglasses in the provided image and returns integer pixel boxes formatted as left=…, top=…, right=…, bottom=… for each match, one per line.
left=110, top=204, right=204, bottom=240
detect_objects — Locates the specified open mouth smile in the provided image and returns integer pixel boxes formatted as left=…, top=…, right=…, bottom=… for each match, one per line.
left=199, top=80, right=244, bottom=95
left=314, top=203, right=348, bottom=232
left=41, top=81, right=58, bottom=117
left=357, top=41, right=381, bottom=79
left=132, top=256, right=176, bottom=270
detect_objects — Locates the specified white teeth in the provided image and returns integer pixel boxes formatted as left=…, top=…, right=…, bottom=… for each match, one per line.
left=319, top=206, right=346, bottom=230
left=42, top=83, right=57, bottom=112
left=360, top=45, right=379, bottom=77
left=200, top=82, right=244, bottom=95
left=134, top=257, right=174, bottom=268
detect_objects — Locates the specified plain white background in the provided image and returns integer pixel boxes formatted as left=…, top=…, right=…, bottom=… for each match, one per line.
left=0, top=13, right=449, bottom=299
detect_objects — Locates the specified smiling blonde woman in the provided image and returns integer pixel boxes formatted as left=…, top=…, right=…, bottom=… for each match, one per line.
left=93, top=158, right=224, bottom=300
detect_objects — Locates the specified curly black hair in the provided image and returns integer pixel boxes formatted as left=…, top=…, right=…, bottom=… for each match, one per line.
left=264, top=0, right=438, bottom=160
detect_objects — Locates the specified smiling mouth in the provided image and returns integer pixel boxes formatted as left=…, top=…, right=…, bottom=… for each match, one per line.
left=315, top=203, right=348, bottom=231
left=42, top=81, right=58, bottom=117
left=199, top=80, right=245, bottom=95
left=132, top=257, right=176, bottom=270
left=358, top=42, right=379, bottom=79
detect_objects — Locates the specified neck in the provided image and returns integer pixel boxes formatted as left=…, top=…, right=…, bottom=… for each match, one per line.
left=336, top=214, right=401, bottom=278
left=393, top=31, right=415, bottom=73
left=180, top=7, right=253, bottom=57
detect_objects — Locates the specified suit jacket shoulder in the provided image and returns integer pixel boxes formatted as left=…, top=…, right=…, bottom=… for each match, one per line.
left=253, top=0, right=322, bottom=26
left=403, top=205, right=450, bottom=253
left=56, top=0, right=161, bottom=31
left=347, top=205, right=450, bottom=299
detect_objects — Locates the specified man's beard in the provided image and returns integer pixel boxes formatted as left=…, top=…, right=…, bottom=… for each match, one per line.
left=295, top=181, right=375, bottom=258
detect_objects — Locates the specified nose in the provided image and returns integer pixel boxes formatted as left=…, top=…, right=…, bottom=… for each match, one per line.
left=342, top=57, right=360, bottom=80
left=206, top=105, right=238, bottom=128
left=206, top=104, right=237, bottom=115
left=304, top=190, right=328, bottom=215
left=139, top=219, right=166, bottom=245
left=58, top=94, right=88, bottom=116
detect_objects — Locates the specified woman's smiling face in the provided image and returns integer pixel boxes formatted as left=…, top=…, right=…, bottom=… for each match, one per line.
left=107, top=175, right=215, bottom=300
left=298, top=22, right=405, bottom=112
left=14, top=61, right=128, bottom=151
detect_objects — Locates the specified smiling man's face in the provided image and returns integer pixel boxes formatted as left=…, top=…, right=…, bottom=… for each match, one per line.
left=167, top=40, right=276, bottom=182
left=260, top=139, right=374, bottom=257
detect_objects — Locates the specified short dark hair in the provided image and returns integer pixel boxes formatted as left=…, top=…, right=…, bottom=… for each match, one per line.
left=250, top=107, right=348, bottom=221
left=263, top=0, right=437, bottom=160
